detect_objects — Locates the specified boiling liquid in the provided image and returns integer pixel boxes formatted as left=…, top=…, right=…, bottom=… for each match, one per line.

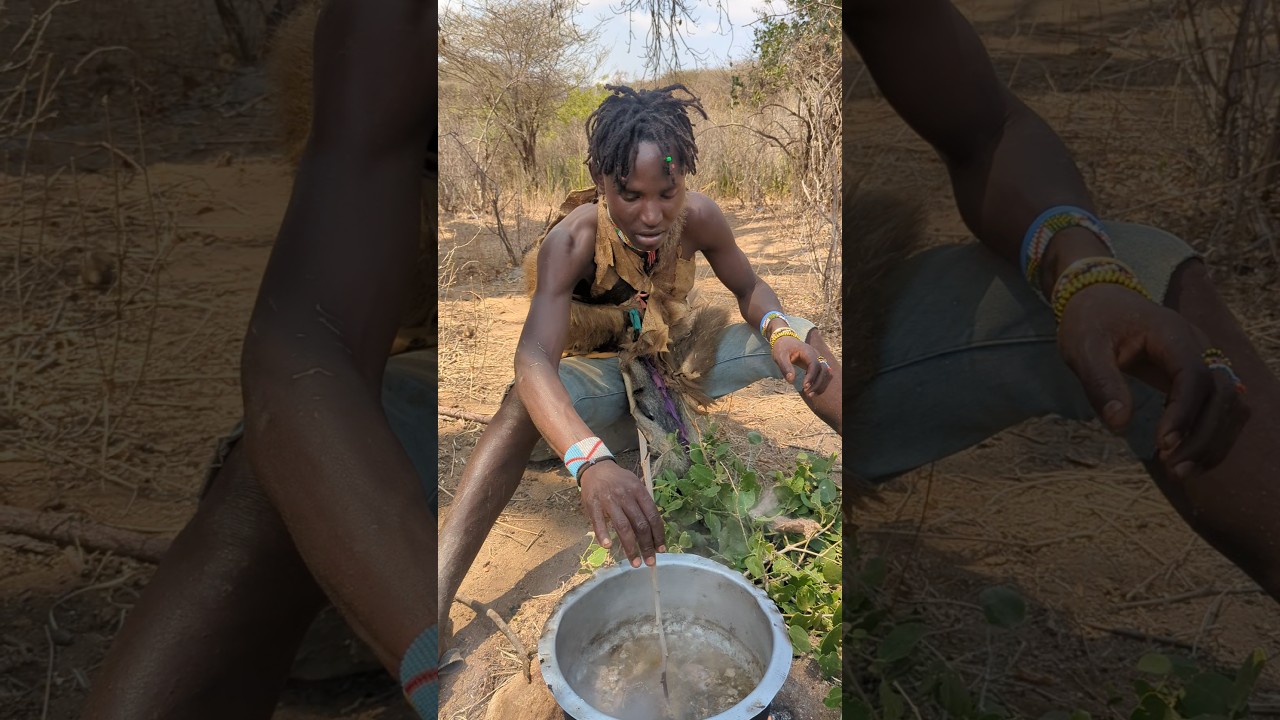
left=572, top=615, right=761, bottom=720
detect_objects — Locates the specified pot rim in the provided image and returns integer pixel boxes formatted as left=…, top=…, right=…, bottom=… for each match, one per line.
left=537, top=552, right=792, bottom=720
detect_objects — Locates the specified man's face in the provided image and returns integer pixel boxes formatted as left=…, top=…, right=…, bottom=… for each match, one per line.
left=596, top=140, right=688, bottom=252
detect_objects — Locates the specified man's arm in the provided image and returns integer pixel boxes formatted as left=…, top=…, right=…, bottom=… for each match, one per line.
left=515, top=218, right=667, bottom=565
left=694, top=195, right=831, bottom=394
left=514, top=219, right=597, bottom=455
left=847, top=0, right=1248, bottom=477
left=847, top=0, right=1108, bottom=294
left=239, top=0, right=433, bottom=673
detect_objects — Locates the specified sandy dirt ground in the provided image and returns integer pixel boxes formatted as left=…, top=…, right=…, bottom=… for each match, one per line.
left=0, top=0, right=1277, bottom=719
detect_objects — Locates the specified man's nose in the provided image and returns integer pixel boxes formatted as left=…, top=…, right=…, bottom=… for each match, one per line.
left=638, top=200, right=662, bottom=228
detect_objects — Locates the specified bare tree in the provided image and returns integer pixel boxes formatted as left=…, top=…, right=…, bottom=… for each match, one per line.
left=439, top=0, right=604, bottom=175
left=609, top=0, right=730, bottom=78
left=745, top=0, right=842, bottom=327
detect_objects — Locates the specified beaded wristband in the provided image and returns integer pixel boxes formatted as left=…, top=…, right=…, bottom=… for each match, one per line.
left=398, top=625, right=438, bottom=718
left=1203, top=348, right=1247, bottom=394
left=758, top=310, right=786, bottom=337
left=1049, top=257, right=1152, bottom=323
left=563, top=436, right=614, bottom=487
left=1021, top=206, right=1116, bottom=298
left=768, top=327, right=801, bottom=349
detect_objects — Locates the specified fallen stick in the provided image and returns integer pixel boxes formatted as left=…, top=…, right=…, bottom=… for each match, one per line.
left=1081, top=622, right=1194, bottom=651
left=438, top=407, right=492, bottom=424
left=454, top=594, right=531, bottom=682
left=0, top=505, right=174, bottom=564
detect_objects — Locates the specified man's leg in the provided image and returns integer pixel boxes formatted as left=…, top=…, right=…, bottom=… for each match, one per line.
left=437, top=353, right=635, bottom=637
left=699, top=319, right=841, bottom=434
left=84, top=349, right=441, bottom=719
left=436, top=387, right=543, bottom=637
left=1144, top=258, right=1280, bottom=597
left=802, top=328, right=843, bottom=434
left=82, top=439, right=327, bottom=720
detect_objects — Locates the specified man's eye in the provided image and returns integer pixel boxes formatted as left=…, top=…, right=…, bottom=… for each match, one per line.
left=623, top=194, right=639, bottom=202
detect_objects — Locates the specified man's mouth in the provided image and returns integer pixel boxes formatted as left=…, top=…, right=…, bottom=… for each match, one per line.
left=632, top=230, right=665, bottom=247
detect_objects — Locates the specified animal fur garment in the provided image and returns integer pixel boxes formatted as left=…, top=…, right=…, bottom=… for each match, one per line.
left=523, top=189, right=734, bottom=475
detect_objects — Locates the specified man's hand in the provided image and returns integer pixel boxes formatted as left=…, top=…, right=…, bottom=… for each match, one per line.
left=1057, top=284, right=1251, bottom=479
left=578, top=460, right=666, bottom=568
left=771, top=336, right=833, bottom=397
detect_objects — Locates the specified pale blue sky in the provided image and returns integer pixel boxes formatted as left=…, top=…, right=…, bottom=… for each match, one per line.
left=438, top=0, right=778, bottom=80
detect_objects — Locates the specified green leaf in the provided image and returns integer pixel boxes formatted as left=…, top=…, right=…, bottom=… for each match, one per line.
left=880, top=682, right=905, bottom=720
left=817, top=476, right=837, bottom=504
left=877, top=622, right=925, bottom=663
left=938, top=670, right=974, bottom=717
left=979, top=585, right=1027, bottom=628
left=820, top=625, right=840, bottom=654
left=1178, top=672, right=1233, bottom=717
left=822, top=558, right=841, bottom=585
left=689, top=447, right=705, bottom=466
left=1129, top=691, right=1174, bottom=720
left=746, top=430, right=763, bottom=445
left=586, top=545, right=607, bottom=568
left=818, top=650, right=840, bottom=677
left=688, top=463, right=714, bottom=485
left=787, top=623, right=811, bottom=654
left=825, top=686, right=845, bottom=711
left=1137, top=653, right=1173, bottom=676
left=744, top=554, right=765, bottom=579
left=1228, top=648, right=1266, bottom=711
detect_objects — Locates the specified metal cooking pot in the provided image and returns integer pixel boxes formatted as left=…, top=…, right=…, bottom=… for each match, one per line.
left=537, top=552, right=791, bottom=720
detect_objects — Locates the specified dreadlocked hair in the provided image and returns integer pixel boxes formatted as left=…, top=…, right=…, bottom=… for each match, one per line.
left=585, top=84, right=708, bottom=185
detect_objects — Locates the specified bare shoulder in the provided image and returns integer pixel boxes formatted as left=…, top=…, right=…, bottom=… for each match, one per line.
left=683, top=191, right=727, bottom=231
left=682, top=191, right=736, bottom=251
left=536, top=201, right=599, bottom=287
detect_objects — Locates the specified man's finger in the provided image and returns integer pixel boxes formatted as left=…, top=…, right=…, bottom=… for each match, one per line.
left=606, top=502, right=643, bottom=568
left=1068, top=335, right=1133, bottom=434
left=1154, top=359, right=1211, bottom=458
left=1165, top=371, right=1249, bottom=475
left=799, top=350, right=820, bottom=393
left=776, top=353, right=795, bottom=383
left=586, top=500, right=611, bottom=549
left=811, top=355, right=831, bottom=393
left=619, top=496, right=658, bottom=566
left=639, top=494, right=667, bottom=554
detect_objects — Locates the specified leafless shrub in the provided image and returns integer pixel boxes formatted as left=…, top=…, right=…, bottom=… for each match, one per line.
left=1169, top=0, right=1280, bottom=255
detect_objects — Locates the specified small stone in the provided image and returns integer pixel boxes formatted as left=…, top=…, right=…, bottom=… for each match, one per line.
left=483, top=662, right=560, bottom=720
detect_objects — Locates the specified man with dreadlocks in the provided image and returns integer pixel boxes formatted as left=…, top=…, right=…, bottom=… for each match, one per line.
left=437, top=82, right=843, bottom=640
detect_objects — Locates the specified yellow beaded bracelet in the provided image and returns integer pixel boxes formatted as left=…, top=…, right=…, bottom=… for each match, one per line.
left=1049, top=256, right=1152, bottom=323
left=768, top=327, right=801, bottom=349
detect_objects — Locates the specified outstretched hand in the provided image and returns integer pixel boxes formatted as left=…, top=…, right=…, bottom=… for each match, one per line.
left=1056, top=284, right=1250, bottom=479
left=771, top=336, right=833, bottom=397
left=578, top=460, right=666, bottom=567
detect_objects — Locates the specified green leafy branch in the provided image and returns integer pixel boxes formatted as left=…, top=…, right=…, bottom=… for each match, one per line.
left=580, top=426, right=843, bottom=708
